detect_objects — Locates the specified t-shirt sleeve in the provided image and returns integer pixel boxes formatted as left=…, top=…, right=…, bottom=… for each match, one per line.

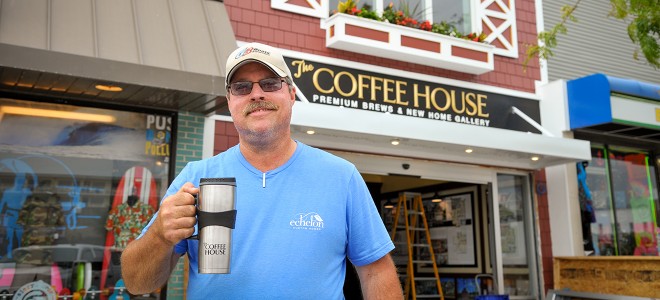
left=345, top=168, right=395, bottom=266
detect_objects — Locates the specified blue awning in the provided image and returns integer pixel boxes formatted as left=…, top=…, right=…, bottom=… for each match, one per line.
left=567, top=73, right=660, bottom=130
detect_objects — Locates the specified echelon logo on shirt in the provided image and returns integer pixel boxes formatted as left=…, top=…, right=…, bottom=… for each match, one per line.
left=289, top=212, right=324, bottom=230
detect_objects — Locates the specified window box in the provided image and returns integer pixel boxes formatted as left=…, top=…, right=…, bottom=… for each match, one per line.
left=322, top=13, right=495, bottom=75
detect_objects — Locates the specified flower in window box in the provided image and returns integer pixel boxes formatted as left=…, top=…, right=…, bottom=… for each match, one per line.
left=419, top=20, right=432, bottom=31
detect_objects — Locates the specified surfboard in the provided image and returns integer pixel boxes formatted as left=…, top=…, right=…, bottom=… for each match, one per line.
left=0, top=263, right=15, bottom=288
left=75, top=262, right=85, bottom=292
left=84, top=262, right=92, bottom=291
left=51, top=263, right=62, bottom=294
left=100, top=166, right=158, bottom=298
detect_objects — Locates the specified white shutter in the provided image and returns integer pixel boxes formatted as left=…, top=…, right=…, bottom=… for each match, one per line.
left=478, top=0, right=518, bottom=58
left=271, top=0, right=328, bottom=19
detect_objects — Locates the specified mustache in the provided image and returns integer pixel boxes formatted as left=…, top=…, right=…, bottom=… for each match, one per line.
left=243, top=101, right=279, bottom=116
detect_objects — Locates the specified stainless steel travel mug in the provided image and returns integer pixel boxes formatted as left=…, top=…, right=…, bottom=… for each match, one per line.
left=197, top=177, right=236, bottom=274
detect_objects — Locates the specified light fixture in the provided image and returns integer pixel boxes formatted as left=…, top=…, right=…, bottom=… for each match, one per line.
left=95, top=84, right=123, bottom=92
left=384, top=200, right=395, bottom=209
left=465, top=148, right=473, bottom=153
left=306, top=129, right=315, bottom=135
left=531, top=156, right=540, bottom=161
left=431, top=192, right=442, bottom=202
left=0, top=106, right=116, bottom=123
left=391, top=139, right=400, bottom=146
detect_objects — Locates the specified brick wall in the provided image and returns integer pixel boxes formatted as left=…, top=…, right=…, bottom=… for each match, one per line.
left=213, top=121, right=238, bottom=155
left=166, top=111, right=205, bottom=300
left=223, top=0, right=541, bottom=93
left=213, top=120, right=240, bottom=155
left=534, top=169, right=554, bottom=293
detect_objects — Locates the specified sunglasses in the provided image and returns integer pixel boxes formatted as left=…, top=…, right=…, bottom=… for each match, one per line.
left=228, top=77, right=287, bottom=96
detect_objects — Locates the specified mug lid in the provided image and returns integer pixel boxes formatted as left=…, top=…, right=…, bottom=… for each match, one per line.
left=199, top=177, right=236, bottom=185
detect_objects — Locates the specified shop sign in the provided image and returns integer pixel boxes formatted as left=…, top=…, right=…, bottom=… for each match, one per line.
left=285, top=57, right=541, bottom=133
left=145, top=115, right=171, bottom=157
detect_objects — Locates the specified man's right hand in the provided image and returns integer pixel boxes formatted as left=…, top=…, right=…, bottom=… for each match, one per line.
left=152, top=182, right=198, bottom=246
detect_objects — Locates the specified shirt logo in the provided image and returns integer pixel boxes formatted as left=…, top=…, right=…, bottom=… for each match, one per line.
left=289, top=212, right=324, bottom=231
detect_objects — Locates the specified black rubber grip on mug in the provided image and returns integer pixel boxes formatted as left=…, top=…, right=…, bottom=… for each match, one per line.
left=197, top=210, right=237, bottom=229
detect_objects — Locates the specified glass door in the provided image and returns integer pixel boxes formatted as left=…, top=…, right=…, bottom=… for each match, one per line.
left=490, top=173, right=539, bottom=299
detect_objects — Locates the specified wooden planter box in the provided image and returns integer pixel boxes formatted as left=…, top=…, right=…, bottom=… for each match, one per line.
left=322, top=13, right=495, bottom=75
left=554, top=256, right=660, bottom=298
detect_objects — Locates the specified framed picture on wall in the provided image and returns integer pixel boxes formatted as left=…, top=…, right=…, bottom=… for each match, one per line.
left=441, top=277, right=456, bottom=299
left=418, top=187, right=481, bottom=274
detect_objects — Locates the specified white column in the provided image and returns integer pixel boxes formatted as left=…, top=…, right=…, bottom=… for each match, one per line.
left=539, top=80, right=585, bottom=256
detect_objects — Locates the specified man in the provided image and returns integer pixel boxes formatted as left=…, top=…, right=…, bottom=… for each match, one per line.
left=121, top=42, right=403, bottom=298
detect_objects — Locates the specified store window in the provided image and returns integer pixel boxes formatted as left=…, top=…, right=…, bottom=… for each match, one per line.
left=579, top=145, right=660, bottom=256
left=0, top=98, right=172, bottom=298
left=328, top=0, right=474, bottom=33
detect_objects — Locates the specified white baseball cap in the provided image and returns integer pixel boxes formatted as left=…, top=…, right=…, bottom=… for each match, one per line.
left=225, top=42, right=293, bottom=87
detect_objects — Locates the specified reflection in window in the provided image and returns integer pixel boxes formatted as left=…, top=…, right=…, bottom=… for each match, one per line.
left=497, top=174, right=533, bottom=297
left=0, top=98, right=171, bottom=297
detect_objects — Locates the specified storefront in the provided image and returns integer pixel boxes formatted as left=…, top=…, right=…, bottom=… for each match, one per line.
left=0, top=0, right=236, bottom=299
left=566, top=74, right=660, bottom=257
left=207, top=47, right=590, bottom=298
left=0, top=0, right=598, bottom=298
left=0, top=97, right=172, bottom=298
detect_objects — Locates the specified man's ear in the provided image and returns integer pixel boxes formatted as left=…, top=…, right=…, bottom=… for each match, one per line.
left=290, top=85, right=297, bottom=102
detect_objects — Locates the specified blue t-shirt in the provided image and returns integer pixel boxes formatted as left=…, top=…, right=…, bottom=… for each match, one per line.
left=141, top=142, right=394, bottom=299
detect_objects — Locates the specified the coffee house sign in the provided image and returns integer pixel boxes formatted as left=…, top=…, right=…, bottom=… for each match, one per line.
left=285, top=57, right=541, bottom=133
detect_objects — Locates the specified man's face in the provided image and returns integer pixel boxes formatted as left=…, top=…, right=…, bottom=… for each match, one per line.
left=226, top=62, right=295, bottom=142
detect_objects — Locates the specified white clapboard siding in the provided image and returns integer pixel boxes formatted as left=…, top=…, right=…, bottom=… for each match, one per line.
left=543, top=0, right=659, bottom=83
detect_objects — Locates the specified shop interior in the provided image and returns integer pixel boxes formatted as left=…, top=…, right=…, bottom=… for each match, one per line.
left=343, top=173, right=495, bottom=300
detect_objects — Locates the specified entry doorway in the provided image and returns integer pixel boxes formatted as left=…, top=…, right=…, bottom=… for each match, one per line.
left=333, top=151, right=541, bottom=299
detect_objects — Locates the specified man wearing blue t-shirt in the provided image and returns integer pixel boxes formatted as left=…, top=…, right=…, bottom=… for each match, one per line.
left=121, top=42, right=402, bottom=299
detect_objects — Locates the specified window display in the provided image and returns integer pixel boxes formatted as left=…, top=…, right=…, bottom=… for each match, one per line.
left=579, top=145, right=660, bottom=256
left=0, top=98, right=171, bottom=298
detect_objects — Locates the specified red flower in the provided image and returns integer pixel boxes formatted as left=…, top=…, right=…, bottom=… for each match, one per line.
left=420, top=21, right=432, bottom=31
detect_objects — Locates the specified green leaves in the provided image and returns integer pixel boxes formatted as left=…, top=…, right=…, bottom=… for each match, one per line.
left=526, top=0, right=659, bottom=70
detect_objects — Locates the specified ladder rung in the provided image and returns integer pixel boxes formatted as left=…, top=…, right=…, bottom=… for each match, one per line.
left=407, top=211, right=423, bottom=215
left=411, top=243, right=430, bottom=247
left=409, top=227, right=426, bottom=231
left=414, top=277, right=439, bottom=281
left=416, top=295, right=441, bottom=298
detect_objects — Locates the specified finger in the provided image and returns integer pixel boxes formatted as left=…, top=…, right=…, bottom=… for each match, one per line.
left=161, top=191, right=195, bottom=207
left=180, top=182, right=200, bottom=195
left=171, top=216, right=197, bottom=229
left=164, top=228, right=196, bottom=243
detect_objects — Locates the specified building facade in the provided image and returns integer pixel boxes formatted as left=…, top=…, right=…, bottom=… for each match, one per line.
left=539, top=1, right=660, bottom=296
left=0, top=0, right=595, bottom=299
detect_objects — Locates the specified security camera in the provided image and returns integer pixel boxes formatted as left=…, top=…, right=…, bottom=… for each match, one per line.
left=402, top=163, right=410, bottom=170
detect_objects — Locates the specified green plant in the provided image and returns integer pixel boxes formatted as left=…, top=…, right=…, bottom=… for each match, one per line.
left=336, top=0, right=489, bottom=44
left=336, top=0, right=380, bottom=20
left=381, top=2, right=404, bottom=24
left=356, top=4, right=380, bottom=21
left=337, top=0, right=357, bottom=14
